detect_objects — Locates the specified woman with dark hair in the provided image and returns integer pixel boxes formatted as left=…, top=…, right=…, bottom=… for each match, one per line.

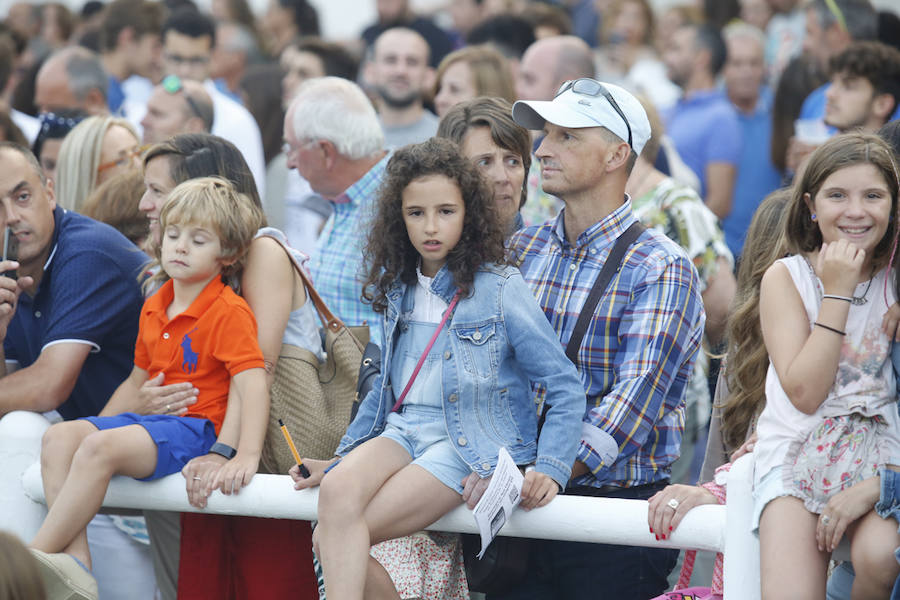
left=102, top=133, right=320, bottom=600
left=774, top=55, right=827, bottom=179
left=436, top=96, right=531, bottom=234
left=261, top=0, right=320, bottom=56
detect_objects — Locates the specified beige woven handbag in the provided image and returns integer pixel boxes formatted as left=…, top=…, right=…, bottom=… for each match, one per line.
left=259, top=234, right=368, bottom=473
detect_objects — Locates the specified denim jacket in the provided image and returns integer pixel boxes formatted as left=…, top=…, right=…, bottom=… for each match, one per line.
left=335, top=263, right=587, bottom=487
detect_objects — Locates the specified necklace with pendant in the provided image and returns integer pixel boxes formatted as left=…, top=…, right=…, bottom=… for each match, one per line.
left=804, top=256, right=874, bottom=305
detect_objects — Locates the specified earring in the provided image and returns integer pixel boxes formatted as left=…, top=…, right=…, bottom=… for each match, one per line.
left=811, top=213, right=817, bottom=221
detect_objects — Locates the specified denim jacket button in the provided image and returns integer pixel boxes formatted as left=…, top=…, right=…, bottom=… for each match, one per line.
left=448, top=393, right=458, bottom=403
left=481, top=462, right=491, bottom=470
left=444, top=350, right=452, bottom=360
left=457, top=436, right=468, bottom=446
left=473, top=331, right=482, bottom=341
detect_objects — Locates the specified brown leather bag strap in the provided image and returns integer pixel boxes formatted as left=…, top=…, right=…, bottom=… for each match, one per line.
left=258, top=233, right=345, bottom=333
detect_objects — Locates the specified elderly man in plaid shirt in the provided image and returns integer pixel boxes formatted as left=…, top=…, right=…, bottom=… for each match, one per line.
left=491, top=80, right=706, bottom=600
left=283, top=77, right=389, bottom=346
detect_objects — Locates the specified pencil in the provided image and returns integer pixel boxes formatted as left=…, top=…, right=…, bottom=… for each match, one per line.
left=278, top=418, right=310, bottom=478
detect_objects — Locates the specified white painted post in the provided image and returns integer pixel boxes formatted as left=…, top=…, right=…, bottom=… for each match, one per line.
left=0, top=411, right=51, bottom=543
left=723, top=454, right=759, bottom=600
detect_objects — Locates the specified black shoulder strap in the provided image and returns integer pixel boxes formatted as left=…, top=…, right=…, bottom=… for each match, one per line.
left=564, top=221, right=645, bottom=364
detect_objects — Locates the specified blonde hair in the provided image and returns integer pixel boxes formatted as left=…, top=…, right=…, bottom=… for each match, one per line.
left=82, top=169, right=149, bottom=247
left=55, top=115, right=138, bottom=211
left=720, top=188, right=791, bottom=451
left=145, top=177, right=264, bottom=291
left=433, top=45, right=516, bottom=105
left=0, top=530, right=46, bottom=600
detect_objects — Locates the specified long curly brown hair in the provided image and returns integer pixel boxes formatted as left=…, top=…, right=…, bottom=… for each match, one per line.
left=720, top=188, right=791, bottom=451
left=362, top=137, right=508, bottom=313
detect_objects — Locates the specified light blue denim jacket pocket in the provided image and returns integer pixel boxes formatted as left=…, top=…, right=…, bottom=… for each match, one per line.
left=336, top=263, right=587, bottom=488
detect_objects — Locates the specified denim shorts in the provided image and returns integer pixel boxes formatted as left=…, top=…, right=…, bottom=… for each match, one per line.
left=379, top=405, right=472, bottom=494
left=752, top=465, right=791, bottom=533
left=83, top=412, right=217, bottom=481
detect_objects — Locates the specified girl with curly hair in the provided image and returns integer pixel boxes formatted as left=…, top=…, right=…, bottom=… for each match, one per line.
left=291, top=137, right=586, bottom=599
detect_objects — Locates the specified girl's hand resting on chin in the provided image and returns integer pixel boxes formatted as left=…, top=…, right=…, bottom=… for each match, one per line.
left=816, top=240, right=865, bottom=297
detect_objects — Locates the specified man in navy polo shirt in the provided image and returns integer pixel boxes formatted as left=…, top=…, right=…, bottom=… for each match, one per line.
left=0, top=142, right=146, bottom=420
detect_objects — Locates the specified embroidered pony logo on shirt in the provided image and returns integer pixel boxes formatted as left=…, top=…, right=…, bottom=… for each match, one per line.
left=181, top=328, right=199, bottom=374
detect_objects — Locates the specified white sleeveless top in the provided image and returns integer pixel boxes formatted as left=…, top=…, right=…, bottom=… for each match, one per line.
left=753, top=254, right=900, bottom=485
left=255, top=227, right=324, bottom=362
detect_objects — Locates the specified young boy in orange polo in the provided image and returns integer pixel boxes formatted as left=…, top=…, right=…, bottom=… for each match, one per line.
left=28, top=178, right=268, bottom=600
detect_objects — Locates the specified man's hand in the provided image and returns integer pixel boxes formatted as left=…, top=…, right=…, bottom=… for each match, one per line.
left=0, top=261, right=31, bottom=341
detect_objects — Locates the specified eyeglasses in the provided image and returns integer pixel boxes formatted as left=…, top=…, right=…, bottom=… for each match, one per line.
left=97, top=145, right=145, bottom=174
left=555, top=78, right=633, bottom=150
left=161, top=74, right=205, bottom=121
left=282, top=138, right=319, bottom=156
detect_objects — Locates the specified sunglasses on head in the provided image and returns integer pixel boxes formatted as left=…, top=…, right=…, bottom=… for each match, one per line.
left=161, top=74, right=205, bottom=121
left=555, top=78, right=633, bottom=150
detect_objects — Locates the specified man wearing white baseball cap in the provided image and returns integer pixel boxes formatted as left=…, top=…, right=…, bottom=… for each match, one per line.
left=498, top=79, right=706, bottom=599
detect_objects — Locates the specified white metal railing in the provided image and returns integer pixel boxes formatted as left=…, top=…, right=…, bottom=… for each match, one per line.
left=2, top=411, right=781, bottom=599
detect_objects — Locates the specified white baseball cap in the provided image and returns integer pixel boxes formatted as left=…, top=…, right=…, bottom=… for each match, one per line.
left=512, top=79, right=651, bottom=156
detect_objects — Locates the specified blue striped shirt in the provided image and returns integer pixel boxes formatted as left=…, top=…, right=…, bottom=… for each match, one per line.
left=510, top=199, right=705, bottom=488
left=309, top=155, right=389, bottom=347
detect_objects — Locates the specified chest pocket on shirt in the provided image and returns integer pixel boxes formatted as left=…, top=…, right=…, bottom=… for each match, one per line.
left=455, top=323, right=499, bottom=379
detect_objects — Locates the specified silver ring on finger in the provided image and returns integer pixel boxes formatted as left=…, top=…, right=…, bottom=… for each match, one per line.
left=667, top=498, right=679, bottom=510
left=821, top=514, right=831, bottom=525
left=193, top=476, right=202, bottom=481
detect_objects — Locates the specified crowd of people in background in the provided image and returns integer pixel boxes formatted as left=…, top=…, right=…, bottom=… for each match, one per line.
left=2, top=0, right=900, bottom=599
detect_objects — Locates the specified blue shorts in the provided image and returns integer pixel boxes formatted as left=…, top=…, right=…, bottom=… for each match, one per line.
left=379, top=405, right=472, bottom=494
left=83, top=412, right=217, bottom=481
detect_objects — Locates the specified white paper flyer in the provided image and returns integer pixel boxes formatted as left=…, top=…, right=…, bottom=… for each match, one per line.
left=471, top=447, right=524, bottom=559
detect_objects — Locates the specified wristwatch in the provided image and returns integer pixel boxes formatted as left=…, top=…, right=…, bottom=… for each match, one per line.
left=209, top=442, right=237, bottom=459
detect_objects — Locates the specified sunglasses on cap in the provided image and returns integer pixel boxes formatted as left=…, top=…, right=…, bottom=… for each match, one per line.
left=555, top=78, right=633, bottom=150
left=161, top=74, right=205, bottom=121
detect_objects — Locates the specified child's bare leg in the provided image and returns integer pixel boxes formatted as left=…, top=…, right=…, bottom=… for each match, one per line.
left=31, top=424, right=158, bottom=568
left=759, top=496, right=829, bottom=600
left=849, top=510, right=900, bottom=599
left=316, top=438, right=413, bottom=600
left=364, top=556, right=402, bottom=600
left=362, top=463, right=465, bottom=600
left=40, top=421, right=100, bottom=508
left=37, top=420, right=101, bottom=565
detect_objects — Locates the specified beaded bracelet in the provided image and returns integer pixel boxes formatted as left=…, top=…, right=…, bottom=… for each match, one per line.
left=822, top=294, right=853, bottom=303
left=814, top=322, right=846, bottom=336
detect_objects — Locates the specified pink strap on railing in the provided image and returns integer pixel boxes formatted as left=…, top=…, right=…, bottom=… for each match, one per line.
left=390, top=290, right=461, bottom=413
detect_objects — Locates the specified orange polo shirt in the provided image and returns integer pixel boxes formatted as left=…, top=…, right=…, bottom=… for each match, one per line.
left=134, top=278, right=265, bottom=433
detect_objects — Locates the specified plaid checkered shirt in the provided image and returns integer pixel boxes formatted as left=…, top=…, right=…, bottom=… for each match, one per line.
left=309, top=155, right=389, bottom=347
left=510, top=199, right=705, bottom=488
